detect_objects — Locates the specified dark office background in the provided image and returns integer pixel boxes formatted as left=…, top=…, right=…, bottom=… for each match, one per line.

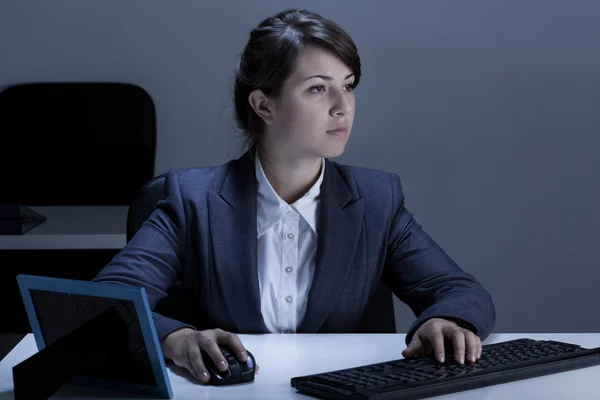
left=0, top=0, right=598, bottom=334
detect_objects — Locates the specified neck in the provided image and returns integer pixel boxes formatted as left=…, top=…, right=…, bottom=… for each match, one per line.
left=257, top=145, right=323, bottom=204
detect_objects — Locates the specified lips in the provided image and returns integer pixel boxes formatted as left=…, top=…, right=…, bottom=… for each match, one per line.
left=326, top=126, right=348, bottom=135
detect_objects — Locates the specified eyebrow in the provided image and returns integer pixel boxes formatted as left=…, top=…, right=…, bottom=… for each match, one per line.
left=303, top=73, right=355, bottom=82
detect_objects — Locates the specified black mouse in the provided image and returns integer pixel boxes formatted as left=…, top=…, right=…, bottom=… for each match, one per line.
left=202, top=346, right=256, bottom=385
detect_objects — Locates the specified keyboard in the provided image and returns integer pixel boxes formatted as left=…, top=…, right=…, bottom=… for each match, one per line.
left=290, top=338, right=600, bottom=399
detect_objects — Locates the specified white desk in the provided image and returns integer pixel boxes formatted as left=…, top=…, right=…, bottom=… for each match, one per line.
left=1, top=333, right=600, bottom=399
left=0, top=206, right=128, bottom=250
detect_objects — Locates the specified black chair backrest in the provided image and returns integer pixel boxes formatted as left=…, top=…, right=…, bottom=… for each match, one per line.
left=127, top=174, right=397, bottom=333
left=0, top=82, right=156, bottom=206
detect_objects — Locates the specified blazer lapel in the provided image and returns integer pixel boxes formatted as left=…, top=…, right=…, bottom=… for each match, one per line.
left=208, top=151, right=268, bottom=333
left=298, top=160, right=364, bottom=333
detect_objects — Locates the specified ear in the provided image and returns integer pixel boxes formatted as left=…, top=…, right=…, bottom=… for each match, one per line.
left=248, top=89, right=275, bottom=125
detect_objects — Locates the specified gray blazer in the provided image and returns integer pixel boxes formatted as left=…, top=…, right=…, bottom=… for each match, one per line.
left=92, top=151, right=495, bottom=344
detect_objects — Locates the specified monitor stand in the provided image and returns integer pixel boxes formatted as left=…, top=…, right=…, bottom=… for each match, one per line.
left=0, top=204, right=46, bottom=235
left=12, top=306, right=128, bottom=399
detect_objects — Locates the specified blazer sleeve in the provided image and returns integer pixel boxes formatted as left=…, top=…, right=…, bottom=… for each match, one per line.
left=382, top=173, right=496, bottom=345
left=92, top=170, right=196, bottom=341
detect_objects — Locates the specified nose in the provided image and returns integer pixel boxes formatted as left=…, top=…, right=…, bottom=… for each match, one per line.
left=329, top=89, right=352, bottom=117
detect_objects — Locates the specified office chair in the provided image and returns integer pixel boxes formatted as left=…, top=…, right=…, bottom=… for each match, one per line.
left=0, top=82, right=156, bottom=206
left=127, top=174, right=397, bottom=333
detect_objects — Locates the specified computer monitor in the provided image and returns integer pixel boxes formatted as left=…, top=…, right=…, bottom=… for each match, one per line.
left=15, top=274, right=173, bottom=399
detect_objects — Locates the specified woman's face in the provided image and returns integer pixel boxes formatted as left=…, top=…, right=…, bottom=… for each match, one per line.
left=263, top=45, right=356, bottom=160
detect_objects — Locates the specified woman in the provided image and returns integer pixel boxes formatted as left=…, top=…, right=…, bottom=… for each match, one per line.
left=93, top=8, right=495, bottom=384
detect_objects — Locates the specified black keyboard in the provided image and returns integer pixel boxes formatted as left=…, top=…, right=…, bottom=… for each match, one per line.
left=290, top=338, right=600, bottom=399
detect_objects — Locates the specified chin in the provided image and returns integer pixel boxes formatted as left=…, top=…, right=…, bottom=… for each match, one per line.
left=318, top=144, right=347, bottom=159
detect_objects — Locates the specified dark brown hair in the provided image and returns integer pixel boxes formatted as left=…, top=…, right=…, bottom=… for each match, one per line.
left=233, top=9, right=361, bottom=150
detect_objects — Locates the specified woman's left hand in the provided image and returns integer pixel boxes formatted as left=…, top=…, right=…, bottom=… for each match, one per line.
left=402, top=318, right=482, bottom=364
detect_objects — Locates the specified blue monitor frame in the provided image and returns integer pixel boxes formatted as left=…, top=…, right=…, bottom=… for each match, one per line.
left=16, top=274, right=173, bottom=399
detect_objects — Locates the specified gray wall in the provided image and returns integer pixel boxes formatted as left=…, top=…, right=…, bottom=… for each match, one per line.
left=1, top=0, right=598, bottom=334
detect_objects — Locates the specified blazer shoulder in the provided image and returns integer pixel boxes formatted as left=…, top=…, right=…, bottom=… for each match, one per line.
left=162, top=160, right=232, bottom=198
left=331, top=161, right=404, bottom=200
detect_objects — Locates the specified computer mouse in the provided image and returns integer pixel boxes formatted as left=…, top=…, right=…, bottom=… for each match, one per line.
left=202, top=346, right=256, bottom=385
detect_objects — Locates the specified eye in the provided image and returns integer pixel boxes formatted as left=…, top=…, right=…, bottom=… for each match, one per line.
left=309, top=85, right=326, bottom=93
left=343, top=84, right=355, bottom=92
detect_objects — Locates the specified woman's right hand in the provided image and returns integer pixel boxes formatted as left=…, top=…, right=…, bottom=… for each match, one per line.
left=160, top=327, right=258, bottom=384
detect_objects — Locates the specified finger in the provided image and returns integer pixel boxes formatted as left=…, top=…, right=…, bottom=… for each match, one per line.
left=477, top=338, right=483, bottom=360
left=429, top=330, right=446, bottom=363
left=463, top=330, right=478, bottom=364
left=218, top=331, right=249, bottom=362
left=172, top=356, right=194, bottom=376
left=187, top=344, right=210, bottom=383
left=182, top=360, right=201, bottom=382
left=402, top=335, right=425, bottom=358
left=201, top=338, right=230, bottom=372
left=448, top=328, right=466, bottom=364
